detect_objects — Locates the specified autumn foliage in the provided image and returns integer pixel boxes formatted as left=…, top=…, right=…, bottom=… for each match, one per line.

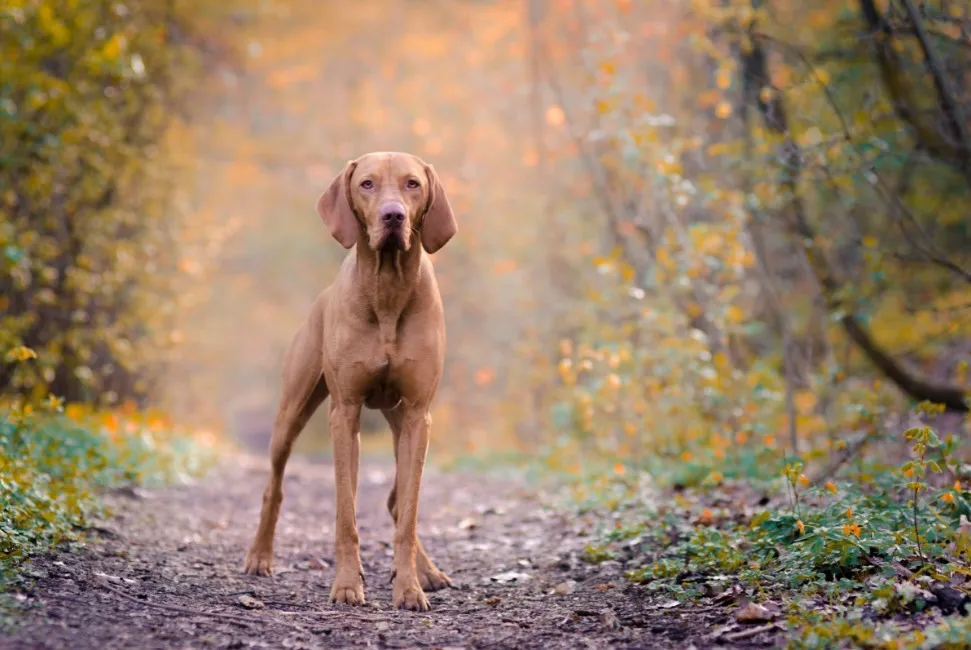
left=0, top=0, right=233, bottom=405
left=3, top=0, right=971, bottom=637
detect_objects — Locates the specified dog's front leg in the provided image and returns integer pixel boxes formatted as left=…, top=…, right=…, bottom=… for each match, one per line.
left=329, top=401, right=366, bottom=606
left=391, top=406, right=431, bottom=611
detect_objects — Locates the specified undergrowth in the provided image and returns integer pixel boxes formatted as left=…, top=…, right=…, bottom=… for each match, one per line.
left=0, top=392, right=219, bottom=582
left=532, top=414, right=971, bottom=649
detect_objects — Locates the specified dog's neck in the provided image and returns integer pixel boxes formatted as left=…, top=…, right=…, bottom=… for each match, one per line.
left=353, top=234, right=423, bottom=345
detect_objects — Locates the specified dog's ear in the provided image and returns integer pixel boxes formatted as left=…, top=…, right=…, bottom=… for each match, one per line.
left=316, top=161, right=359, bottom=249
left=420, top=163, right=457, bottom=254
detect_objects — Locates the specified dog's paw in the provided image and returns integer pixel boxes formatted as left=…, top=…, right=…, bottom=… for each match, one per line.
left=242, top=550, right=273, bottom=576
left=419, top=565, right=452, bottom=592
left=330, top=573, right=366, bottom=606
left=393, top=577, right=430, bottom=612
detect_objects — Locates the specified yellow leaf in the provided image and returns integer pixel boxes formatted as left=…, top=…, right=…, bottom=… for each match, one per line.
left=795, top=390, right=817, bottom=415
left=101, top=33, right=126, bottom=61
left=715, top=68, right=732, bottom=89
left=724, top=305, right=743, bottom=324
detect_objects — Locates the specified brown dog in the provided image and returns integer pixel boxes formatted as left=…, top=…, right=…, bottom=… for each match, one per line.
left=243, top=152, right=457, bottom=612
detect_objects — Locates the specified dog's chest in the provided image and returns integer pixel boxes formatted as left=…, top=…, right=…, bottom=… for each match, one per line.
left=352, top=311, right=415, bottom=410
left=358, top=338, right=405, bottom=410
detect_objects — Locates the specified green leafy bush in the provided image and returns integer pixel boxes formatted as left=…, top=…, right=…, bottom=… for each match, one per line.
left=0, top=0, right=230, bottom=405
left=0, top=401, right=217, bottom=574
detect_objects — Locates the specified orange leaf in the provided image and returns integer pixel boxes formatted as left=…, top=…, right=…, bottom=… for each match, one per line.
left=545, top=105, right=566, bottom=127
left=492, top=259, right=518, bottom=275
left=474, top=367, right=496, bottom=387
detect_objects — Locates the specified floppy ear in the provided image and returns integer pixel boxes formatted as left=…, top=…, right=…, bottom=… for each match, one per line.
left=315, top=161, right=359, bottom=249
left=420, top=163, right=457, bottom=253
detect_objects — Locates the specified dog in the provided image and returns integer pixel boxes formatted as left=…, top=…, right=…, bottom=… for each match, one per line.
left=243, top=151, right=457, bottom=612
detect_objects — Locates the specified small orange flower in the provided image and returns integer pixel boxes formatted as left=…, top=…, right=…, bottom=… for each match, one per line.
left=904, top=466, right=915, bottom=478
left=613, top=463, right=626, bottom=475
left=825, top=481, right=838, bottom=494
left=955, top=481, right=962, bottom=492
left=796, top=520, right=805, bottom=535
left=845, top=507, right=853, bottom=518
left=843, top=523, right=861, bottom=537
left=799, top=474, right=811, bottom=487
left=941, top=492, right=956, bottom=504
left=681, top=451, right=693, bottom=462
left=696, top=508, right=715, bottom=526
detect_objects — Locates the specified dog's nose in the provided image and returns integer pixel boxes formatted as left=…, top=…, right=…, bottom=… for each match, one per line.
left=380, top=203, right=406, bottom=226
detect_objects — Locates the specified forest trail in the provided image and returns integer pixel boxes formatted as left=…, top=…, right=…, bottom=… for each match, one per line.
left=5, top=455, right=781, bottom=649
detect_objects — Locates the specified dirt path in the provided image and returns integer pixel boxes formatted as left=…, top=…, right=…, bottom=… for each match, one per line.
left=5, top=454, right=780, bottom=649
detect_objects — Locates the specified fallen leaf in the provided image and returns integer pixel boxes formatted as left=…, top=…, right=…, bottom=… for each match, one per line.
left=484, top=596, right=502, bottom=606
left=736, top=602, right=777, bottom=623
left=308, top=557, right=329, bottom=570
left=458, top=517, right=478, bottom=530
left=658, top=599, right=680, bottom=609
left=553, top=581, right=576, bottom=596
left=713, top=583, right=743, bottom=605
left=599, top=609, right=621, bottom=630
left=238, top=595, right=265, bottom=610
left=594, top=583, right=614, bottom=592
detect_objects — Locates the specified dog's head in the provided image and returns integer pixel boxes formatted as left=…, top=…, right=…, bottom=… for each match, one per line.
left=316, top=152, right=457, bottom=254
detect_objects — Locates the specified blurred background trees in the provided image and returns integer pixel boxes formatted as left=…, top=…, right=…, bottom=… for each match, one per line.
left=510, top=0, right=971, bottom=476
left=2, top=0, right=968, bottom=471
left=0, top=0, right=237, bottom=406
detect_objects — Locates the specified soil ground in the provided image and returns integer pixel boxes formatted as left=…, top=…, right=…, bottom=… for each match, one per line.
left=3, top=454, right=785, bottom=649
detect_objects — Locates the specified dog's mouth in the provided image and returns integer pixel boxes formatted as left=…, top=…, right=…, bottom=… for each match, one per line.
left=377, top=228, right=408, bottom=252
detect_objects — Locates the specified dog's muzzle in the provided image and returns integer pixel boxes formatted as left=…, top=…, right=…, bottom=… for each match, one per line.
left=378, top=202, right=407, bottom=250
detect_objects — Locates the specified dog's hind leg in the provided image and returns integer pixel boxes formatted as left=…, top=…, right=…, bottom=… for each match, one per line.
left=244, top=319, right=328, bottom=576
left=382, top=406, right=452, bottom=592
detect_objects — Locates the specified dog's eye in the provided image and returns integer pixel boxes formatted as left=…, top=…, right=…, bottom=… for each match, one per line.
left=360, top=179, right=374, bottom=190
left=406, top=179, right=420, bottom=190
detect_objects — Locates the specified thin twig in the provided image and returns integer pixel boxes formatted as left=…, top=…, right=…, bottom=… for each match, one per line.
left=914, top=491, right=926, bottom=568
left=95, top=577, right=309, bottom=631
left=811, top=430, right=876, bottom=483
left=721, top=622, right=782, bottom=643
left=757, top=31, right=971, bottom=285
left=900, top=0, right=971, bottom=165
